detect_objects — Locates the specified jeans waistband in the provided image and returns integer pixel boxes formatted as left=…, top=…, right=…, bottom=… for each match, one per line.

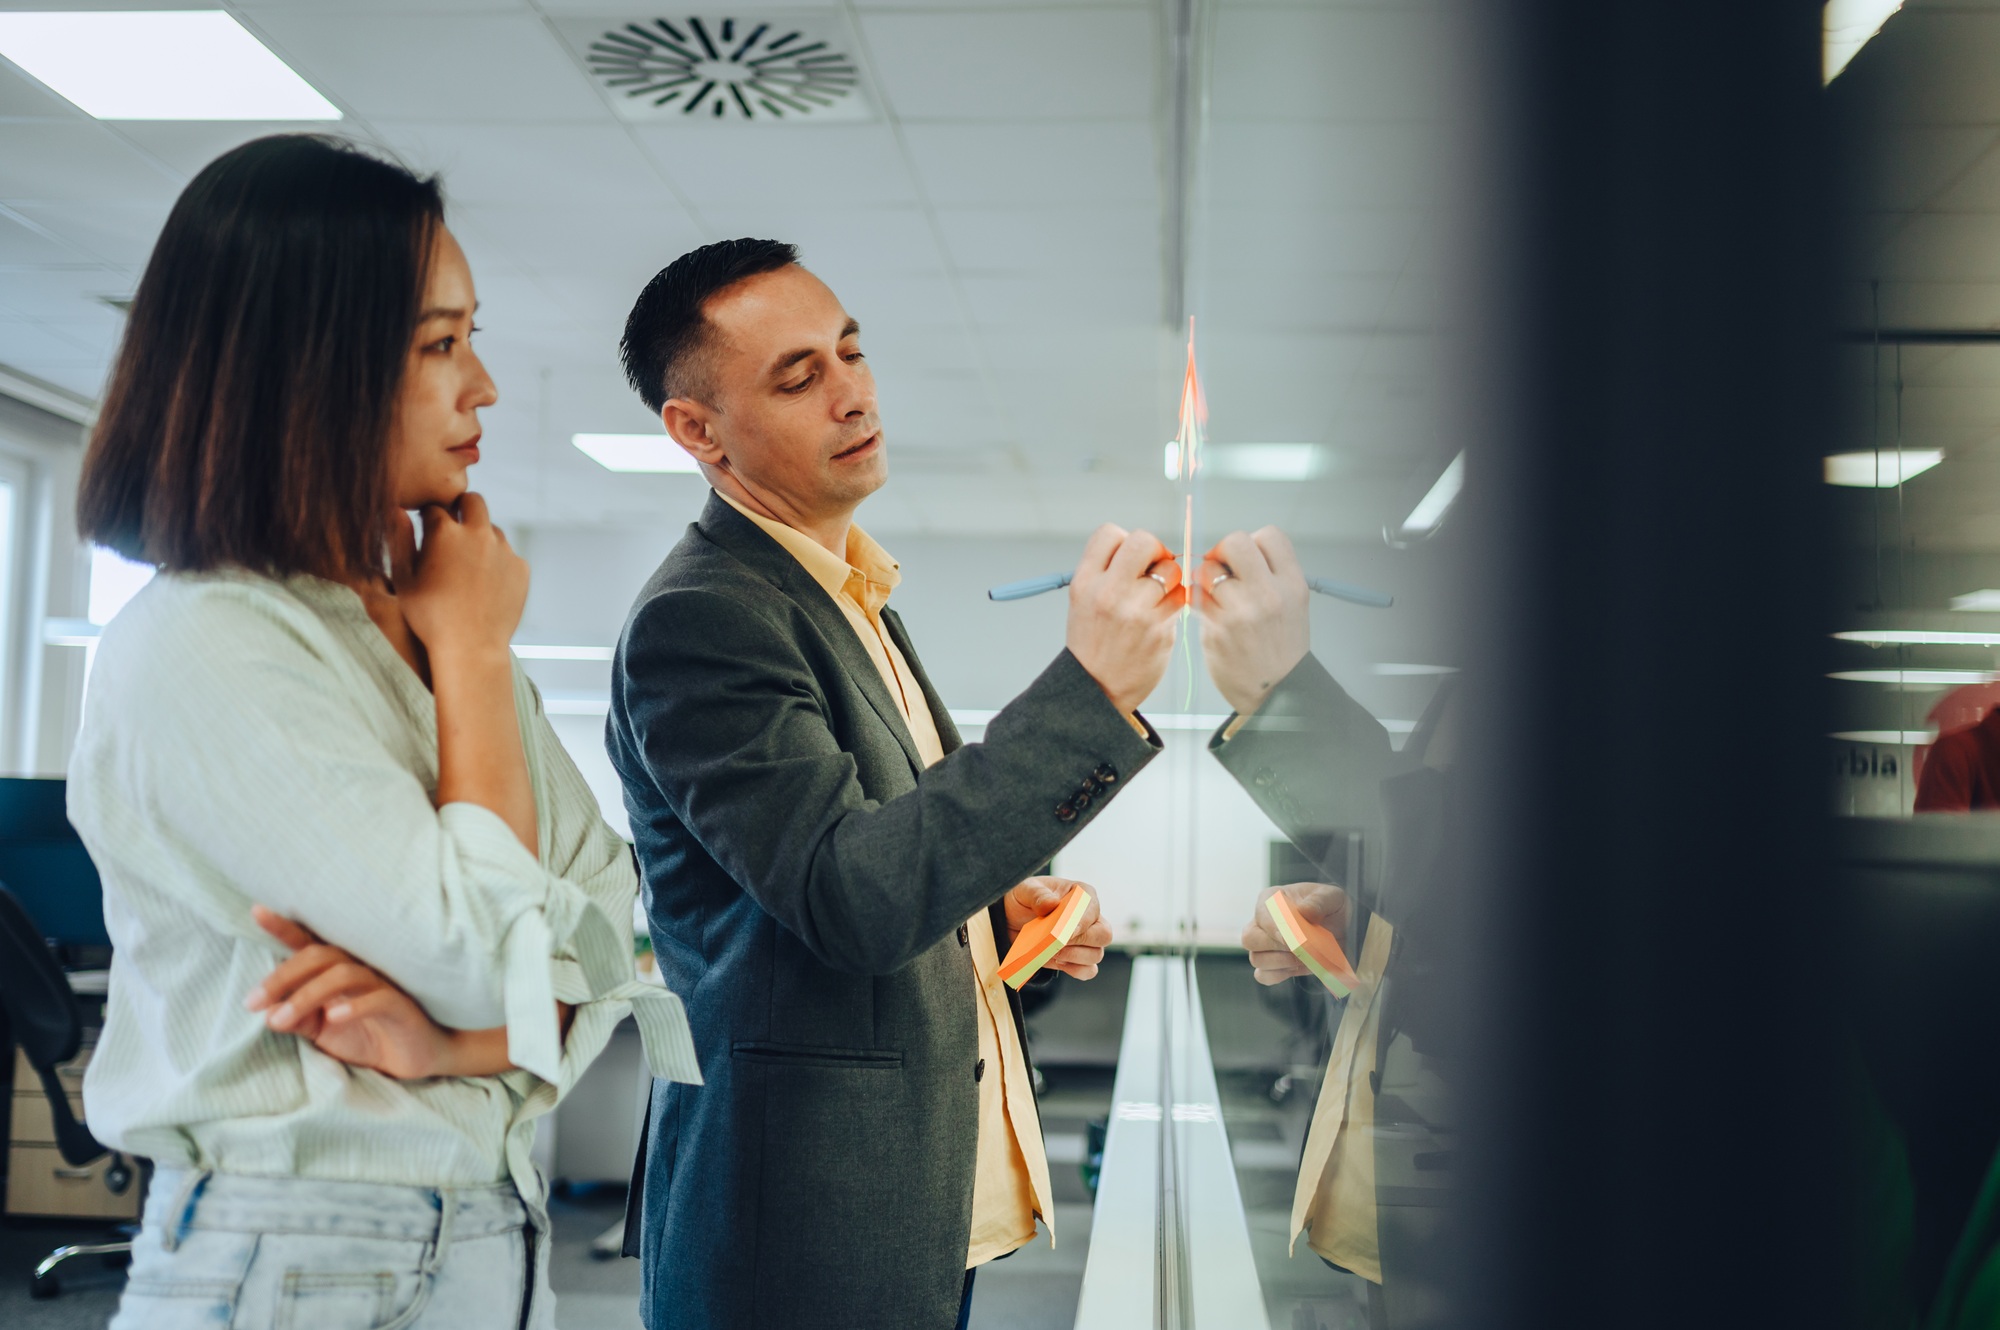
left=147, top=1168, right=529, bottom=1249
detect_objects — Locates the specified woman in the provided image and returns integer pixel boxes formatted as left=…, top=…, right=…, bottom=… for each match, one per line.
left=67, top=134, right=698, bottom=1329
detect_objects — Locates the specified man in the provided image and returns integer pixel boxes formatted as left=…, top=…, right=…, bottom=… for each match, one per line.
left=607, top=238, right=1182, bottom=1329
left=1196, top=526, right=1460, bottom=1330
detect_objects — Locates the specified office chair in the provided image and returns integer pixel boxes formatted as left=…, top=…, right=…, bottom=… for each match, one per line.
left=0, top=883, right=138, bottom=1299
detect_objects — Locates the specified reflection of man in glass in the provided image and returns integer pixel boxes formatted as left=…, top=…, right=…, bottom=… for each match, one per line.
left=1195, top=527, right=1458, bottom=1330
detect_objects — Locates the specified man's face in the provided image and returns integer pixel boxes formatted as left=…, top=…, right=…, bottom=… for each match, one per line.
left=690, top=265, right=885, bottom=521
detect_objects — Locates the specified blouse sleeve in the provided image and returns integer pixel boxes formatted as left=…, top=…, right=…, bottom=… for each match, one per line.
left=75, top=582, right=628, bottom=1083
left=515, top=675, right=700, bottom=1085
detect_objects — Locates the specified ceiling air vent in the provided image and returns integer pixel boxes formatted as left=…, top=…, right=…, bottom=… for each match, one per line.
left=563, top=16, right=869, bottom=122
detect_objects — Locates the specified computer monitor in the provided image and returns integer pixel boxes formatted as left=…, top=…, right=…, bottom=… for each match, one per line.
left=0, top=777, right=107, bottom=949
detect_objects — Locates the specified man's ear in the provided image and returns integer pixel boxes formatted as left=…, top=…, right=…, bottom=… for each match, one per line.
left=660, top=399, right=723, bottom=468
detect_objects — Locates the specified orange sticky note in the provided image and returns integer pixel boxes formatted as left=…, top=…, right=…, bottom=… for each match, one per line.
left=998, top=883, right=1092, bottom=990
left=1264, top=892, right=1357, bottom=997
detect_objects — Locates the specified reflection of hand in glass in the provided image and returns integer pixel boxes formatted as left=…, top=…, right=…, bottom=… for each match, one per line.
left=1195, top=526, right=1311, bottom=716
left=1004, top=877, right=1113, bottom=980
left=1241, top=883, right=1350, bottom=986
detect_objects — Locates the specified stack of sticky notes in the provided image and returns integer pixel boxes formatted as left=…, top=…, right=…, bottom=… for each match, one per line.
left=999, top=883, right=1093, bottom=989
left=1264, top=892, right=1358, bottom=997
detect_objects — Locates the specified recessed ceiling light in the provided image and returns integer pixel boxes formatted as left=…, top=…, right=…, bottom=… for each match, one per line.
left=1835, top=630, right=2000, bottom=646
left=0, top=12, right=340, bottom=121
left=1394, top=451, right=1463, bottom=541
left=1824, top=0, right=1905, bottom=83
left=1823, top=449, right=1941, bottom=487
left=1207, top=443, right=1324, bottom=482
left=512, top=645, right=615, bottom=661
left=1830, top=730, right=1933, bottom=745
left=1829, top=669, right=1993, bottom=686
left=1952, top=590, right=2000, bottom=612
left=572, top=433, right=700, bottom=473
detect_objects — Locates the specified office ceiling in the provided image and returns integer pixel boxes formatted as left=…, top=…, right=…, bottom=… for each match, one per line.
left=0, top=0, right=1451, bottom=541
left=1837, top=0, right=2000, bottom=554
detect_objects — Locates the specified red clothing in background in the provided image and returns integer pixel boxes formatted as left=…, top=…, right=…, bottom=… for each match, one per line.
left=1915, top=708, right=2000, bottom=810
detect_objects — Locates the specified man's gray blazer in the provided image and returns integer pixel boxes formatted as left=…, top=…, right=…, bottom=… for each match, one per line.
left=607, top=493, right=1160, bottom=1330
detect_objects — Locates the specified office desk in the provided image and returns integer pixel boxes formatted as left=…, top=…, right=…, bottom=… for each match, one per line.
left=7, top=1039, right=136, bottom=1221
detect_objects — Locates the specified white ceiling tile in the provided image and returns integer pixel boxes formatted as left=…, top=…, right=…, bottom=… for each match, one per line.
left=242, top=11, right=605, bottom=122
left=958, top=272, right=1158, bottom=327
left=837, top=273, right=963, bottom=330
left=1878, top=213, right=2000, bottom=281
left=934, top=206, right=1158, bottom=275
left=240, top=0, right=532, bottom=10
left=901, top=122, right=1156, bottom=206
left=107, top=122, right=341, bottom=181
left=1852, top=127, right=2000, bottom=214
left=1195, top=274, right=1404, bottom=333
left=0, top=124, right=180, bottom=204
left=378, top=123, right=680, bottom=206
left=1209, top=7, right=1445, bottom=123
left=1203, top=208, right=1428, bottom=279
left=0, top=60, right=84, bottom=119
left=11, top=201, right=169, bottom=268
left=0, top=265, right=136, bottom=322
left=1834, top=9, right=2000, bottom=127
left=0, top=211, right=78, bottom=264
left=1205, top=121, right=1439, bottom=216
left=636, top=123, right=917, bottom=206
left=699, top=205, right=945, bottom=277
left=858, top=10, right=1155, bottom=121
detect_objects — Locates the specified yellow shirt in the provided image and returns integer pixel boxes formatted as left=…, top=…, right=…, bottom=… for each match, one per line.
left=717, top=492, right=1051, bottom=1267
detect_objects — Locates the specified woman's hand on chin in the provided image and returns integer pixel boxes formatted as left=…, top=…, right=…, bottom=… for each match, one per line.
left=394, top=491, right=529, bottom=665
left=244, top=905, right=460, bottom=1079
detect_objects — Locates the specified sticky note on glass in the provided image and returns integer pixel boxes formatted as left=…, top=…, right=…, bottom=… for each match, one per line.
left=999, top=883, right=1093, bottom=989
left=1265, top=893, right=1358, bottom=997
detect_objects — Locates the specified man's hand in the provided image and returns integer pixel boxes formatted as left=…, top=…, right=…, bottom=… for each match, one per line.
left=1004, top=877, right=1113, bottom=980
left=1241, top=883, right=1350, bottom=986
left=245, top=906, right=460, bottom=1079
left=1067, top=524, right=1184, bottom=715
left=1195, top=526, right=1310, bottom=717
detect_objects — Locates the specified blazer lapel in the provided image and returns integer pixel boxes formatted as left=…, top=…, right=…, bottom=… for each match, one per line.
left=696, top=494, right=926, bottom=776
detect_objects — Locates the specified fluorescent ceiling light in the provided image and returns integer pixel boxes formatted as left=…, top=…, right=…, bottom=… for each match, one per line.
left=1952, top=590, right=2000, bottom=612
left=573, top=433, right=700, bottom=474
left=1830, top=669, right=1993, bottom=685
left=1371, top=663, right=1459, bottom=677
left=1163, top=442, right=1180, bottom=481
left=1824, top=0, right=1905, bottom=83
left=1831, top=730, right=1933, bottom=745
left=513, top=644, right=615, bottom=661
left=1824, top=449, right=1942, bottom=487
left=1207, top=443, right=1323, bottom=482
left=0, top=12, right=340, bottom=120
left=1835, top=630, right=2000, bottom=646
left=1398, top=452, right=1464, bottom=537
left=540, top=692, right=610, bottom=716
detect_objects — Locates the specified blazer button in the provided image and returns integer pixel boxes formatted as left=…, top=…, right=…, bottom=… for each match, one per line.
left=957, top=924, right=969, bottom=947
left=974, top=1058, right=986, bottom=1083
left=1093, top=763, right=1119, bottom=785
left=1073, top=790, right=1092, bottom=812
left=1055, top=801, right=1077, bottom=823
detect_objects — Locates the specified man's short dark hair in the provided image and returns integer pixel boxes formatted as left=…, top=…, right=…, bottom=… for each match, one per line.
left=620, top=238, right=799, bottom=413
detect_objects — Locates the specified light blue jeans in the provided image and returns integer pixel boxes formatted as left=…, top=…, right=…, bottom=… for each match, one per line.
left=111, top=1168, right=553, bottom=1330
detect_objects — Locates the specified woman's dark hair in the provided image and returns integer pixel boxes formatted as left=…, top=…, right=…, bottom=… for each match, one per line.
left=79, top=134, right=444, bottom=577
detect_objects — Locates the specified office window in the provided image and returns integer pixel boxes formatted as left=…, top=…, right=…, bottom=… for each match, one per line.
left=87, top=545, right=153, bottom=629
